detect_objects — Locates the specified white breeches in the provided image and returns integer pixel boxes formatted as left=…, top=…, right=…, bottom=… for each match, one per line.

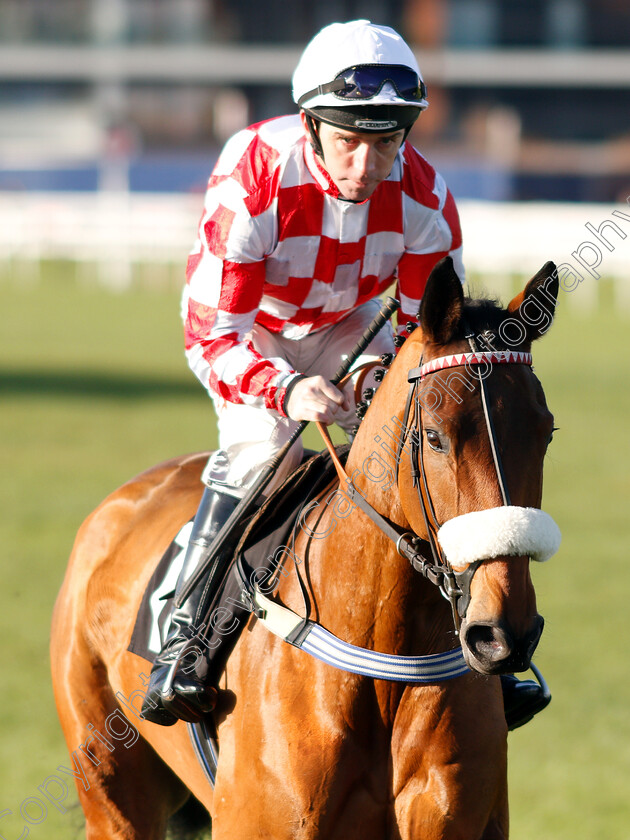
left=203, top=298, right=395, bottom=497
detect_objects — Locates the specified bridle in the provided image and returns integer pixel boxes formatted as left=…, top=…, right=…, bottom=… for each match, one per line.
left=401, top=338, right=533, bottom=629
left=320, top=339, right=537, bottom=634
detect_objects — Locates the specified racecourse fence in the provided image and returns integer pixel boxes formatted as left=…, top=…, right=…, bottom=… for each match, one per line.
left=1, top=191, right=628, bottom=309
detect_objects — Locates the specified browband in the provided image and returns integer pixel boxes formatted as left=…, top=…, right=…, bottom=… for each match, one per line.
left=409, top=350, right=532, bottom=382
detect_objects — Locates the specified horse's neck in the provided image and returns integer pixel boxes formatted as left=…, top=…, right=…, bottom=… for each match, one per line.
left=297, top=442, right=452, bottom=659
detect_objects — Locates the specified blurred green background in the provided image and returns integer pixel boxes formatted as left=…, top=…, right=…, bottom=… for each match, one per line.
left=1, top=262, right=628, bottom=838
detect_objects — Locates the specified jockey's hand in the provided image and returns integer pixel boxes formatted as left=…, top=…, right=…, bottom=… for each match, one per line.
left=286, top=375, right=351, bottom=424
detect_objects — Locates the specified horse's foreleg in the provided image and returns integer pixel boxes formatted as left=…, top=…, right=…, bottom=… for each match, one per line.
left=391, top=681, right=509, bottom=840
left=480, top=785, right=509, bottom=840
left=51, top=618, right=188, bottom=839
left=393, top=781, right=508, bottom=840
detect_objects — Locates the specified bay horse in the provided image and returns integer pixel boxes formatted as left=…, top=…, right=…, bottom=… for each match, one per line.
left=51, top=257, right=560, bottom=839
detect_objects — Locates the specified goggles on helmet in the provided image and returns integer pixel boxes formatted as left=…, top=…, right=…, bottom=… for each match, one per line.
left=297, top=64, right=427, bottom=108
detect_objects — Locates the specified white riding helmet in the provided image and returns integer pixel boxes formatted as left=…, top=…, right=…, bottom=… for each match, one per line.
left=293, top=20, right=428, bottom=134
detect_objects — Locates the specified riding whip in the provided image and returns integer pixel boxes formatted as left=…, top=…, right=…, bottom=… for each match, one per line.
left=176, top=295, right=401, bottom=607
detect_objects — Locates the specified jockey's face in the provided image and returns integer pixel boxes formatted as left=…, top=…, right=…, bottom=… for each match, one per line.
left=302, top=113, right=405, bottom=202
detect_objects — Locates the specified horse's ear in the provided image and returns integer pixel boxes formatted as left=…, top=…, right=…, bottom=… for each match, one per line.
left=419, top=257, right=464, bottom=345
left=507, top=261, right=558, bottom=341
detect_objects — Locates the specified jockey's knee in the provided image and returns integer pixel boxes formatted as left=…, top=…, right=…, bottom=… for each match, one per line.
left=205, top=416, right=304, bottom=498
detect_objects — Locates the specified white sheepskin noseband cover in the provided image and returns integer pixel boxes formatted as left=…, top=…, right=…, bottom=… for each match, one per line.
left=437, top=506, right=561, bottom=570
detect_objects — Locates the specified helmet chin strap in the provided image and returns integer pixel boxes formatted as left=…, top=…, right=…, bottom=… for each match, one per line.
left=304, top=112, right=324, bottom=160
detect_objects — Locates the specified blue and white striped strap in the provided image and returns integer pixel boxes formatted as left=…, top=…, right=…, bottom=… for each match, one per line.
left=253, top=590, right=469, bottom=684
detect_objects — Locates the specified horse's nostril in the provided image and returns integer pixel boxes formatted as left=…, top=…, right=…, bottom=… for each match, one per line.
left=462, top=617, right=545, bottom=674
left=463, top=624, right=511, bottom=664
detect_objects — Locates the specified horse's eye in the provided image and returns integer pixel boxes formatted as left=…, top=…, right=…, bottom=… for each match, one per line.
left=426, top=429, right=444, bottom=452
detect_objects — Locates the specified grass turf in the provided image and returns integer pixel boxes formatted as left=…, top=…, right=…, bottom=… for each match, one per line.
left=1, top=262, right=628, bottom=838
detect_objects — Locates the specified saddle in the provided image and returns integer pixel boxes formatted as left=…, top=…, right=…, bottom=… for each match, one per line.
left=129, top=445, right=350, bottom=685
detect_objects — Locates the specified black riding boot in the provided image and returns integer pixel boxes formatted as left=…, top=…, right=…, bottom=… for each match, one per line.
left=501, top=669, right=551, bottom=730
left=141, top=487, right=238, bottom=726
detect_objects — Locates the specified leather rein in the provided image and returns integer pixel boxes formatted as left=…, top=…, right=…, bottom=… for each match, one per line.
left=318, top=336, right=534, bottom=634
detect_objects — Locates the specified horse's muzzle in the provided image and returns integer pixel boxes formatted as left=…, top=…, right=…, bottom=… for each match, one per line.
left=460, top=615, right=544, bottom=675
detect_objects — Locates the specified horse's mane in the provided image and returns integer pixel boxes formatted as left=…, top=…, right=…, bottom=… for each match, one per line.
left=463, top=296, right=505, bottom=328
left=450, top=295, right=517, bottom=350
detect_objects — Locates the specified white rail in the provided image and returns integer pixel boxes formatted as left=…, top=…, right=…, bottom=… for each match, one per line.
left=1, top=191, right=628, bottom=307
left=0, top=46, right=628, bottom=87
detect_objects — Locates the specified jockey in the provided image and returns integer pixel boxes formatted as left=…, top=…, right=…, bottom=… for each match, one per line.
left=142, top=20, right=550, bottom=729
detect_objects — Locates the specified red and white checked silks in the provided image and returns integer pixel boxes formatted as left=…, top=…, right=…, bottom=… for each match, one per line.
left=183, top=114, right=464, bottom=418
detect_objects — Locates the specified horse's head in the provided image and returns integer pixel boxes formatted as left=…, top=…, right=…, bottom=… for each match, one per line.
left=363, top=258, right=560, bottom=675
